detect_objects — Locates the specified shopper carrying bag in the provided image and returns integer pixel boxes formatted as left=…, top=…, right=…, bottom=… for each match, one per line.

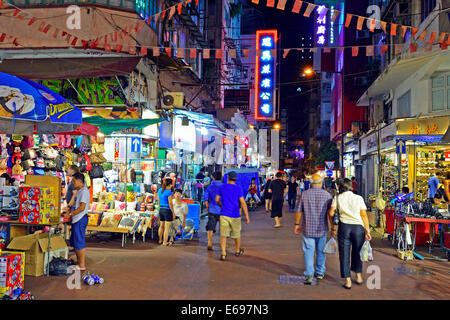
left=328, top=178, right=372, bottom=290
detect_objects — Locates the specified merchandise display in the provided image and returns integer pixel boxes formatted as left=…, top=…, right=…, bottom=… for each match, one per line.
left=415, top=147, right=449, bottom=201
left=19, top=186, right=58, bottom=224
left=0, top=251, right=24, bottom=297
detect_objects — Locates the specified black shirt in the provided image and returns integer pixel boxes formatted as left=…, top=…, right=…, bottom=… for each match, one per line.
left=196, top=173, right=205, bottom=181
left=288, top=182, right=298, bottom=193
left=269, top=179, right=287, bottom=200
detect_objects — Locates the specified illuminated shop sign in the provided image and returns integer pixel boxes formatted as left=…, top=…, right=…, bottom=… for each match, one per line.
left=255, top=30, right=277, bottom=121
left=315, top=5, right=328, bottom=46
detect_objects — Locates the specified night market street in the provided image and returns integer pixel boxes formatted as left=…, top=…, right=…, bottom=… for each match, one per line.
left=25, top=203, right=450, bottom=300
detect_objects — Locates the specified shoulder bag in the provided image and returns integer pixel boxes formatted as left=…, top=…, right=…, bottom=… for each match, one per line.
left=332, top=194, right=340, bottom=225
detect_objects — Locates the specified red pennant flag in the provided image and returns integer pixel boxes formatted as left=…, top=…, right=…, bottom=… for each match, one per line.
left=438, top=32, right=446, bottom=43
left=310, top=48, right=317, bottom=53
left=216, top=49, right=223, bottom=59
left=169, top=6, right=176, bottom=19
left=352, top=47, right=359, bottom=56
left=429, top=31, right=436, bottom=43
left=116, top=44, right=123, bottom=54
left=90, top=38, right=99, bottom=49
left=71, top=37, right=78, bottom=46
left=129, top=46, right=137, bottom=55
left=243, top=49, right=249, bottom=58
left=0, top=0, right=6, bottom=9
left=176, top=48, right=184, bottom=58
left=366, top=46, right=374, bottom=56
left=356, top=16, right=364, bottom=30
left=369, top=19, right=376, bottom=32
left=141, top=46, right=148, bottom=56
left=303, top=3, right=316, bottom=17
left=66, top=34, right=72, bottom=43
left=12, top=38, right=18, bottom=47
left=161, top=10, right=166, bottom=20
left=380, top=45, right=388, bottom=55
left=147, top=16, right=152, bottom=24
left=251, top=0, right=259, bottom=3
left=266, top=0, right=275, bottom=8
left=177, top=3, right=183, bottom=14
left=62, top=31, right=68, bottom=37
left=52, top=28, right=59, bottom=39
left=190, top=48, right=197, bottom=58
left=331, top=10, right=340, bottom=23
left=395, top=43, right=402, bottom=54
left=418, top=30, right=427, bottom=41
left=410, top=43, right=418, bottom=53
left=380, top=21, right=387, bottom=33
left=292, top=0, right=303, bottom=14
left=441, top=42, right=448, bottom=50
left=229, top=49, right=236, bottom=59
left=276, top=0, right=287, bottom=10
left=165, top=47, right=172, bottom=56
left=81, top=40, right=89, bottom=50
left=27, top=17, right=37, bottom=26
left=345, top=14, right=353, bottom=28
left=153, top=47, right=160, bottom=56
left=390, top=23, right=397, bottom=36
left=105, top=44, right=112, bottom=53
left=194, top=0, right=199, bottom=6
left=42, top=24, right=51, bottom=34
left=186, top=0, right=192, bottom=3
left=155, top=13, right=160, bottom=24
left=401, top=26, right=408, bottom=37
left=424, top=43, right=432, bottom=52
left=0, top=33, right=6, bottom=43
left=139, top=20, right=146, bottom=31
left=447, top=35, right=450, bottom=45
left=17, top=13, right=25, bottom=20
left=13, top=9, right=20, bottom=16
left=412, top=28, right=418, bottom=38
left=203, top=48, right=210, bottom=59
left=134, top=22, right=139, bottom=33
left=324, top=48, right=331, bottom=53
left=282, top=49, right=290, bottom=58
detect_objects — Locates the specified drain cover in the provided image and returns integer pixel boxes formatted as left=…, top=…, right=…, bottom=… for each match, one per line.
left=279, top=275, right=317, bottom=285
left=393, top=267, right=435, bottom=276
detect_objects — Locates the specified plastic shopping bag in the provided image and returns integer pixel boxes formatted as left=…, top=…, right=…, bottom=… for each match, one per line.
left=323, top=237, right=337, bottom=254
left=360, top=240, right=373, bottom=262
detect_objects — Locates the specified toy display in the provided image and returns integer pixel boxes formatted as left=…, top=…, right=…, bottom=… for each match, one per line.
left=19, top=186, right=58, bottom=224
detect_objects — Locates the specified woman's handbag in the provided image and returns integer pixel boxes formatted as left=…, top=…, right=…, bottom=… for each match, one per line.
left=333, top=194, right=340, bottom=225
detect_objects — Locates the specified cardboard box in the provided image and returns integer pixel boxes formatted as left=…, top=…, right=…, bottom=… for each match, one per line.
left=3, top=197, right=19, bottom=210
left=0, top=252, right=24, bottom=297
left=7, top=233, right=67, bottom=277
left=1, top=186, right=19, bottom=198
left=19, top=186, right=42, bottom=201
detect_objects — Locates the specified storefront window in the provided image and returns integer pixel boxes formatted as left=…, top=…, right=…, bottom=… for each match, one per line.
left=397, top=90, right=410, bottom=117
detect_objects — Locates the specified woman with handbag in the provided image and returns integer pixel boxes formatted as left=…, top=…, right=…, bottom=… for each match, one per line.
left=328, top=178, right=371, bottom=289
left=155, top=178, right=176, bottom=246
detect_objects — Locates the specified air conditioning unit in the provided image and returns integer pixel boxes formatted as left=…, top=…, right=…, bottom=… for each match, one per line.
left=162, top=92, right=185, bottom=110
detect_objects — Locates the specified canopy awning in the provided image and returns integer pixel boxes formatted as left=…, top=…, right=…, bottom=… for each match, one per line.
left=173, top=109, right=225, bottom=131
left=83, top=116, right=165, bottom=135
left=357, top=52, right=445, bottom=106
left=54, top=122, right=99, bottom=136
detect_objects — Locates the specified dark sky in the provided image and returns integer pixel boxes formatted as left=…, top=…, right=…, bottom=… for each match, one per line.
left=244, top=1, right=315, bottom=144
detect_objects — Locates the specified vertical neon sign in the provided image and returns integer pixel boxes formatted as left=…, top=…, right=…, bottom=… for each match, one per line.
left=315, top=5, right=328, bottom=46
left=255, top=30, right=277, bottom=121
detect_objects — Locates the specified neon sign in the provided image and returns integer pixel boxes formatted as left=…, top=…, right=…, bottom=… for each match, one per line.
left=255, top=30, right=277, bottom=121
left=315, top=5, right=328, bottom=46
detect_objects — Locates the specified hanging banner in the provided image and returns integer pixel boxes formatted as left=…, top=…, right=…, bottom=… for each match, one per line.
left=254, top=29, right=277, bottom=122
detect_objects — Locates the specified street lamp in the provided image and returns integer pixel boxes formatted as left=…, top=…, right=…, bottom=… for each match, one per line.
left=274, top=123, right=281, bottom=130
left=303, top=67, right=345, bottom=177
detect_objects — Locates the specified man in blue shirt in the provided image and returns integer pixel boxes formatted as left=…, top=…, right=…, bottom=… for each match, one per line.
left=428, top=175, right=440, bottom=200
left=216, top=171, right=250, bottom=261
left=204, top=171, right=224, bottom=251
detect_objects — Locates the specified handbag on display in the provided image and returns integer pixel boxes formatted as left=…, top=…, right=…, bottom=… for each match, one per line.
left=0, top=159, right=7, bottom=170
left=83, top=153, right=92, bottom=171
left=77, top=154, right=87, bottom=172
left=21, top=136, right=35, bottom=149
left=35, top=157, right=45, bottom=168
left=90, top=165, right=104, bottom=179
left=64, top=135, right=72, bottom=148
left=44, top=159, right=57, bottom=169
left=22, top=149, right=37, bottom=161
left=333, top=194, right=341, bottom=226
left=33, top=135, right=41, bottom=148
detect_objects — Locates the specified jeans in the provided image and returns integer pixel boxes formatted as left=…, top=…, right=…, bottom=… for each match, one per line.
left=302, top=235, right=327, bottom=277
left=287, top=192, right=297, bottom=210
left=337, top=222, right=365, bottom=278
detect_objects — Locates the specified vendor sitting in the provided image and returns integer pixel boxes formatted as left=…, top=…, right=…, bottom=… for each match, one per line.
left=169, top=189, right=187, bottom=244
left=245, top=178, right=260, bottom=203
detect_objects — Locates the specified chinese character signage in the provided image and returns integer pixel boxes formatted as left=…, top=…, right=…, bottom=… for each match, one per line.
left=255, top=30, right=277, bottom=121
left=315, top=5, right=328, bottom=47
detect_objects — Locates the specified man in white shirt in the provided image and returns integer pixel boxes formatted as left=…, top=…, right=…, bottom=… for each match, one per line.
left=64, top=172, right=90, bottom=271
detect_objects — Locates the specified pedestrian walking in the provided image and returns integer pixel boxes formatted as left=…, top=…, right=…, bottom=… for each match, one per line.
left=156, top=178, right=176, bottom=246
left=287, top=176, right=299, bottom=212
left=269, top=172, right=288, bottom=228
left=351, top=177, right=357, bottom=194
left=263, top=178, right=272, bottom=213
left=294, top=173, right=332, bottom=285
left=204, top=171, right=223, bottom=251
left=328, top=178, right=372, bottom=289
left=63, top=172, right=90, bottom=271
left=215, top=171, right=250, bottom=261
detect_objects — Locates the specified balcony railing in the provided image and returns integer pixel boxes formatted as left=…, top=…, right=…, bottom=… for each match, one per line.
left=6, top=0, right=136, bottom=11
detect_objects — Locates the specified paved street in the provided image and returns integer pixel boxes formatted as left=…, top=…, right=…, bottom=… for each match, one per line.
left=25, top=203, right=450, bottom=300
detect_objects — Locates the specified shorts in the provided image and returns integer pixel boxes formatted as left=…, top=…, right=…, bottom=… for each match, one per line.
left=206, top=213, right=220, bottom=232
left=70, top=215, right=88, bottom=250
left=220, top=215, right=242, bottom=239
left=271, top=200, right=284, bottom=218
left=265, top=192, right=272, bottom=200
left=159, top=208, right=174, bottom=222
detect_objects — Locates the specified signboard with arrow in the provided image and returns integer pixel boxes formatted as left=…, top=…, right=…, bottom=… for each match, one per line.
left=131, top=137, right=141, bottom=153
left=396, top=140, right=406, bottom=154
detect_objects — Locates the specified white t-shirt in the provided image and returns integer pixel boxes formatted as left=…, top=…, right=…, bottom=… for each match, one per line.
left=332, top=191, right=367, bottom=227
left=72, top=186, right=90, bottom=223
left=172, top=199, right=188, bottom=220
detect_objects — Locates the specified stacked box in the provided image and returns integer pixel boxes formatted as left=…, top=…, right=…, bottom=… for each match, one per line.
left=1, top=186, right=20, bottom=211
left=19, top=186, right=57, bottom=224
left=0, top=252, right=24, bottom=297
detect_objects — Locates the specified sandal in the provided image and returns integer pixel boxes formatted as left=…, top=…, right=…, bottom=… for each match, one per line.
left=235, top=248, right=244, bottom=256
left=220, top=255, right=226, bottom=261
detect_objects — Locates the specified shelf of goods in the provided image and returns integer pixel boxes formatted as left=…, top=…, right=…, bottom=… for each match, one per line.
left=416, top=150, right=449, bottom=201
